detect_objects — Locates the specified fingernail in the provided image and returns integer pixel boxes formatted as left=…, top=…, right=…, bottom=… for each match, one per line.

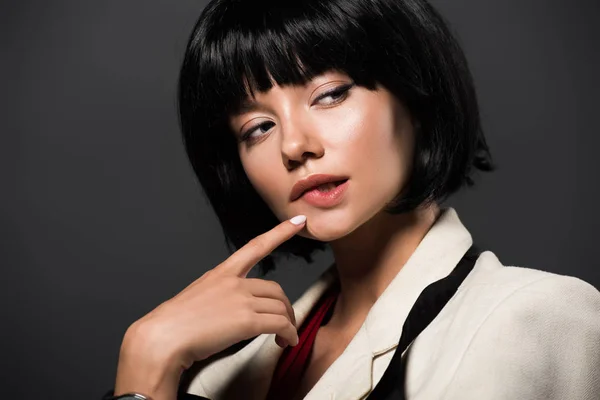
left=290, top=215, right=307, bottom=225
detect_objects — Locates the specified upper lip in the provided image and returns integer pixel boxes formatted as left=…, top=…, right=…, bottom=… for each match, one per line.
left=290, top=174, right=349, bottom=201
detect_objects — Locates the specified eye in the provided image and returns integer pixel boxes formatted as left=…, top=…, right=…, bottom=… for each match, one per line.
left=313, top=83, right=355, bottom=106
left=240, top=120, right=276, bottom=143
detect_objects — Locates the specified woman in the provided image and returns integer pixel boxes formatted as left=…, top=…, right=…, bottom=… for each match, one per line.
left=104, top=0, right=600, bottom=399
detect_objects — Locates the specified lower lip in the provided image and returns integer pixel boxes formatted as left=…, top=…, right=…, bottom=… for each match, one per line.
left=299, top=180, right=349, bottom=208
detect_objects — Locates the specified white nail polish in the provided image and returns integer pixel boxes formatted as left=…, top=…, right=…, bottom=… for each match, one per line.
left=290, top=215, right=307, bottom=225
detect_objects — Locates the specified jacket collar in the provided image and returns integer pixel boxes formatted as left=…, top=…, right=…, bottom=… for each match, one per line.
left=364, top=206, right=473, bottom=355
left=187, top=207, right=472, bottom=400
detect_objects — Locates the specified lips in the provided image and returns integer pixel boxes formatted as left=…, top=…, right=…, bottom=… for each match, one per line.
left=290, top=174, right=349, bottom=201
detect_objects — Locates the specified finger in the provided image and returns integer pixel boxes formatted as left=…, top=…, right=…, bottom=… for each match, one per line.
left=275, top=335, right=289, bottom=348
left=219, top=215, right=307, bottom=278
left=250, top=314, right=299, bottom=348
left=251, top=296, right=295, bottom=328
left=245, top=279, right=296, bottom=327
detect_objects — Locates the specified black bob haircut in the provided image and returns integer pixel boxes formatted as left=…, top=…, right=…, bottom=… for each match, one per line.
left=178, top=0, right=494, bottom=275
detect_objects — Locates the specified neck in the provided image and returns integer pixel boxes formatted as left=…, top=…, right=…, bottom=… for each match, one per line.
left=326, top=202, right=441, bottom=330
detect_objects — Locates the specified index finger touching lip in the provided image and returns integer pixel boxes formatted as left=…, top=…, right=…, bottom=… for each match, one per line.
left=225, top=215, right=307, bottom=277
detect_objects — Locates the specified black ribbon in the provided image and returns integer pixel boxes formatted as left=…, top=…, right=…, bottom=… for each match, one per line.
left=103, top=246, right=480, bottom=400
left=366, top=245, right=480, bottom=400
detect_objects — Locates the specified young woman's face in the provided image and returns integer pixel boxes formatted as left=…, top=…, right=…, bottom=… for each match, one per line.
left=229, top=70, right=415, bottom=241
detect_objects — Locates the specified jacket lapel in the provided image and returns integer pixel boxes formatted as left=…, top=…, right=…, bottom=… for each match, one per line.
left=185, top=265, right=339, bottom=399
left=186, top=207, right=473, bottom=400
left=236, top=267, right=339, bottom=400
left=305, top=208, right=473, bottom=400
left=303, top=324, right=375, bottom=400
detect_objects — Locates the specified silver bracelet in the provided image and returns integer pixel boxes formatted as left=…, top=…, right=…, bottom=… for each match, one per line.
left=104, top=393, right=151, bottom=400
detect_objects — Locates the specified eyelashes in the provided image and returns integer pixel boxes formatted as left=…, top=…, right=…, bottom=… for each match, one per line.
left=313, top=82, right=355, bottom=105
left=240, top=121, right=276, bottom=143
left=239, top=83, right=355, bottom=144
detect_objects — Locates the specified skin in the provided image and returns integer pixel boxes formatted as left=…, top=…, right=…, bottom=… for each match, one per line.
left=114, top=70, right=441, bottom=400
left=230, top=70, right=440, bottom=332
left=115, top=217, right=307, bottom=399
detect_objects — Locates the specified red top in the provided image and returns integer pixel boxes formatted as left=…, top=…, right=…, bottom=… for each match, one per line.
left=265, top=283, right=340, bottom=400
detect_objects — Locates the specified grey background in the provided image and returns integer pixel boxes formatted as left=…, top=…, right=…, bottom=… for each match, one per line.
left=2, top=0, right=599, bottom=398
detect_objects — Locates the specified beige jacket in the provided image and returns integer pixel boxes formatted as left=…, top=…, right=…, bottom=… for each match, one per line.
left=183, top=208, right=600, bottom=400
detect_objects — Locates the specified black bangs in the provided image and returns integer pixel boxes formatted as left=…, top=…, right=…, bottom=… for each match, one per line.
left=193, top=0, right=379, bottom=118
left=178, top=0, right=495, bottom=275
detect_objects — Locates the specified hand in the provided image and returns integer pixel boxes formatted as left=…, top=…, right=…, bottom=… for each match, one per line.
left=114, top=215, right=307, bottom=399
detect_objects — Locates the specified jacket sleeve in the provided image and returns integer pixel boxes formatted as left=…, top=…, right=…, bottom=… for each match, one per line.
left=443, top=274, right=600, bottom=400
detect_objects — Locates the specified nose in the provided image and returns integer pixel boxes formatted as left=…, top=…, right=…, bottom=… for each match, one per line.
left=280, top=115, right=325, bottom=170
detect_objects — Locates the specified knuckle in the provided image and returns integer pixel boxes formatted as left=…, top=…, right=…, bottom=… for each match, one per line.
left=248, top=237, right=268, bottom=254
left=266, top=279, right=284, bottom=294
left=199, top=269, right=216, bottom=283
left=275, top=315, right=290, bottom=330
left=222, top=277, right=241, bottom=290
left=275, top=301, right=288, bottom=316
left=239, top=311, right=257, bottom=332
left=239, top=295, right=254, bottom=310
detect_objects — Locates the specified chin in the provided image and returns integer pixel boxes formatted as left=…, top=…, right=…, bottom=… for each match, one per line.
left=298, top=228, right=347, bottom=242
left=298, top=211, right=360, bottom=242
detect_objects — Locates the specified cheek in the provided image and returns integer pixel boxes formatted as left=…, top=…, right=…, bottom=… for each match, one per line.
left=336, top=101, right=411, bottom=180
left=338, top=105, right=414, bottom=236
left=240, top=152, right=286, bottom=214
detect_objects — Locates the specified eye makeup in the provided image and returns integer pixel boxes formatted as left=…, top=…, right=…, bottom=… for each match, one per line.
left=311, top=82, right=355, bottom=106
left=239, top=82, right=355, bottom=144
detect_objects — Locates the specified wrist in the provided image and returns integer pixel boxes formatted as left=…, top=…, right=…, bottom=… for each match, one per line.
left=115, top=323, right=184, bottom=400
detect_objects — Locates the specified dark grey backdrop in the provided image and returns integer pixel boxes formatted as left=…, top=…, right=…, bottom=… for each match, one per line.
left=2, top=0, right=599, bottom=398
